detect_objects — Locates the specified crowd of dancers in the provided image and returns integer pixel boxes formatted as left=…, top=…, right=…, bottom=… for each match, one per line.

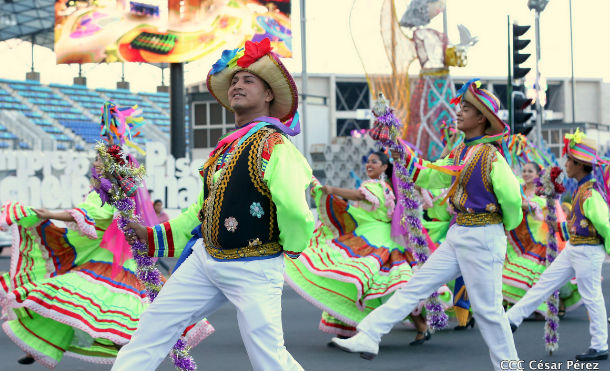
left=0, top=37, right=608, bottom=371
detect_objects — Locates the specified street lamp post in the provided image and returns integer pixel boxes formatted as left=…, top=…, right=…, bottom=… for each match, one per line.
left=534, top=10, right=543, bottom=148
left=528, top=0, right=549, bottom=148
left=300, top=0, right=308, bottom=159
left=569, top=0, right=576, bottom=123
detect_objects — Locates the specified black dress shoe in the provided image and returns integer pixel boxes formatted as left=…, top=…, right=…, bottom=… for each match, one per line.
left=17, top=355, right=35, bottom=365
left=454, top=317, right=476, bottom=331
left=575, top=349, right=609, bottom=361
left=409, top=330, right=431, bottom=346
left=510, top=323, right=518, bottom=333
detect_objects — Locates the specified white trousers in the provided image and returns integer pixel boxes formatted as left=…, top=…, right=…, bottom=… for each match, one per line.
left=357, top=224, right=518, bottom=371
left=112, top=239, right=303, bottom=371
left=507, top=242, right=608, bottom=351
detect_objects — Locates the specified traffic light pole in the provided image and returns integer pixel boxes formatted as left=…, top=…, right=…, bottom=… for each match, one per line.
left=507, top=15, right=513, bottom=133
left=170, top=63, right=185, bottom=159
left=569, top=0, right=576, bottom=123
left=300, top=0, right=309, bottom=160
left=534, top=10, right=543, bottom=148
left=511, top=21, right=534, bottom=136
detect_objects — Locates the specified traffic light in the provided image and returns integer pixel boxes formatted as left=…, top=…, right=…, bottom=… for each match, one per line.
left=513, top=90, right=534, bottom=135
left=508, top=22, right=533, bottom=134
left=512, top=24, right=531, bottom=80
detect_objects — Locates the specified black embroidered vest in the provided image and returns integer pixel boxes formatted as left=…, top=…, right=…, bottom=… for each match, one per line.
left=200, top=127, right=282, bottom=260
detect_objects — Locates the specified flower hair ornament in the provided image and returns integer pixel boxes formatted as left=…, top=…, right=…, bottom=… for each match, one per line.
left=92, top=102, right=197, bottom=371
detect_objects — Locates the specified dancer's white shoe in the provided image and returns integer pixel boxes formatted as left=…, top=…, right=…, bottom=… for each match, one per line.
left=330, top=332, right=379, bottom=360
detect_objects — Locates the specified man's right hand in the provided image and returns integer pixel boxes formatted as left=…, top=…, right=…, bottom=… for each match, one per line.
left=127, top=222, right=148, bottom=245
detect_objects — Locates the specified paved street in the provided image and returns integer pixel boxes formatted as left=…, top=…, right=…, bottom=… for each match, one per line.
left=0, top=253, right=608, bottom=371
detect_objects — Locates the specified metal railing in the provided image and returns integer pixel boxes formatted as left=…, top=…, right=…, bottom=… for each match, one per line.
left=0, top=110, right=56, bottom=150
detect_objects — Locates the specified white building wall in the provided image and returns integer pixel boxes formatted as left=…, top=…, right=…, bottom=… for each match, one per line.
left=574, top=80, right=601, bottom=123
left=292, top=75, right=333, bottom=155
left=601, top=82, right=610, bottom=125
left=562, top=79, right=603, bottom=124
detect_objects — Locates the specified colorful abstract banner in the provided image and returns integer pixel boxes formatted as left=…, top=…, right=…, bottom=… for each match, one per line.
left=54, top=0, right=292, bottom=64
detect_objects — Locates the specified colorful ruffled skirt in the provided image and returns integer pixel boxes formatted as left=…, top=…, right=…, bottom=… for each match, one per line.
left=503, top=220, right=582, bottom=314
left=285, top=189, right=452, bottom=336
left=0, top=202, right=213, bottom=368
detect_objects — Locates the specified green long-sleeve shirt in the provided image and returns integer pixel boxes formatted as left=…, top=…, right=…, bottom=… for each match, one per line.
left=404, top=144, right=523, bottom=231
left=146, top=135, right=314, bottom=259
left=583, top=189, right=610, bottom=254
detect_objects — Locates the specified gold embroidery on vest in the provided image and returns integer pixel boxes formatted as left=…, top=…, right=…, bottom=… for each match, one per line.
left=451, top=144, right=497, bottom=212
left=481, top=145, right=496, bottom=193
left=206, top=242, right=282, bottom=260
left=454, top=145, right=482, bottom=210
left=202, top=165, right=215, bottom=244
left=249, top=128, right=278, bottom=241
left=199, top=128, right=282, bottom=259
left=203, top=130, right=266, bottom=249
left=453, top=143, right=466, bottom=161
left=456, top=212, right=502, bottom=226
left=450, top=143, right=467, bottom=209
left=568, top=182, right=600, bottom=239
left=570, top=235, right=601, bottom=245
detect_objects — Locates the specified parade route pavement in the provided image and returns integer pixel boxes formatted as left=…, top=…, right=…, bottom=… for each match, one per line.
left=0, top=254, right=608, bottom=371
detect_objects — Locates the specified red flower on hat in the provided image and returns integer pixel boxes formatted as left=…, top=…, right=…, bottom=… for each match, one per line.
left=237, top=38, right=272, bottom=68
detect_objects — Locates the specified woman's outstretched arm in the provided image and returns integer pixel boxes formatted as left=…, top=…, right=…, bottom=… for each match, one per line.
left=323, top=185, right=365, bottom=201
left=32, top=208, right=75, bottom=222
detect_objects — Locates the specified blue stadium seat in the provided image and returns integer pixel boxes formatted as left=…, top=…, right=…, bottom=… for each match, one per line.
left=0, top=78, right=174, bottom=148
left=0, top=132, right=17, bottom=139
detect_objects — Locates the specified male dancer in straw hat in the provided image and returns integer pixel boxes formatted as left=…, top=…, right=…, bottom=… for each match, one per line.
left=508, top=129, right=609, bottom=361
left=112, top=38, right=313, bottom=371
left=331, top=79, right=523, bottom=371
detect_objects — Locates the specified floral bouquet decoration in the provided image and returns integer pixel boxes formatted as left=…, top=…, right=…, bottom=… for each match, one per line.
left=368, top=93, right=448, bottom=332
left=535, top=166, right=566, bottom=354
left=92, top=101, right=197, bottom=371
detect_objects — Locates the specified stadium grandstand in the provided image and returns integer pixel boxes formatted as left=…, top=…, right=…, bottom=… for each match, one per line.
left=0, top=77, right=173, bottom=151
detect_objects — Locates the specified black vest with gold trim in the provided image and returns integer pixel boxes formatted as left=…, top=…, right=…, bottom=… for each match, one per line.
left=200, top=127, right=282, bottom=260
